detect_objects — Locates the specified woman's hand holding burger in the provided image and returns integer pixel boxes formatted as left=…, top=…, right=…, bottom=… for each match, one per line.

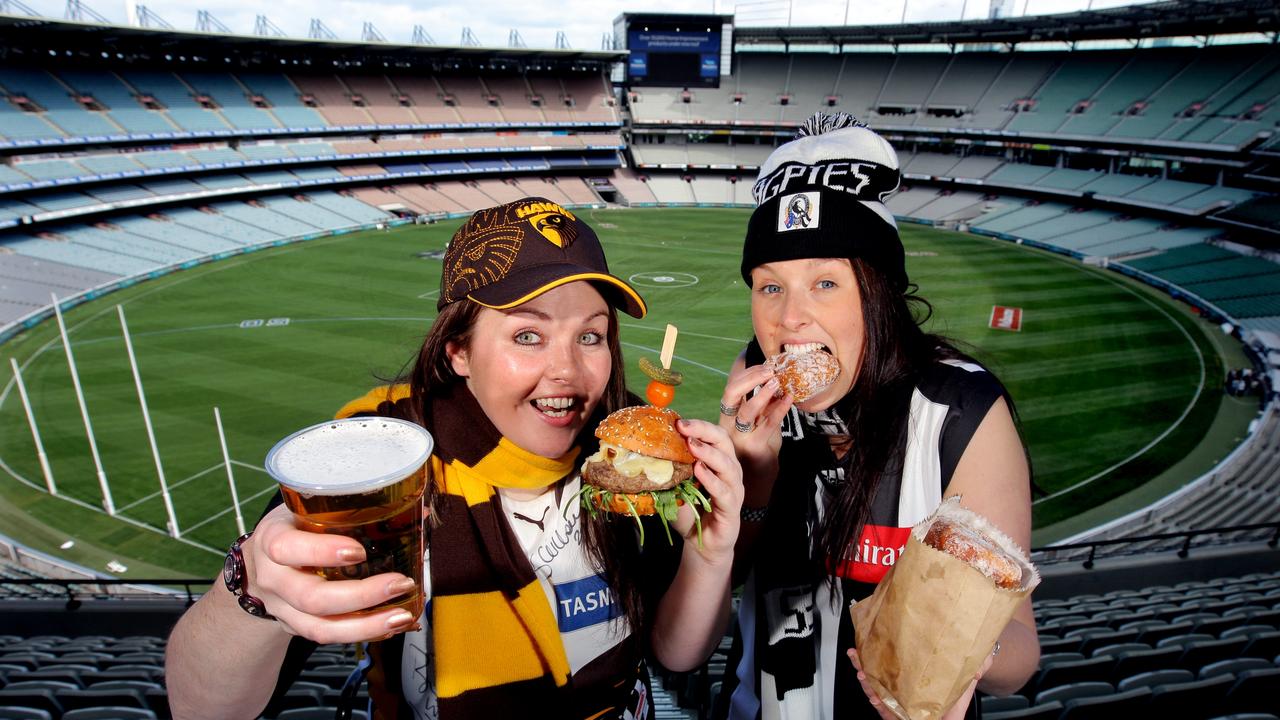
left=673, top=418, right=743, bottom=566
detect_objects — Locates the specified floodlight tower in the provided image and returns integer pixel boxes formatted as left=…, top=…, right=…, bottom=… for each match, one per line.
left=412, top=25, right=434, bottom=44
left=254, top=14, right=286, bottom=37
left=309, top=18, right=337, bottom=39
left=195, top=10, right=233, bottom=33
left=64, top=0, right=110, bottom=23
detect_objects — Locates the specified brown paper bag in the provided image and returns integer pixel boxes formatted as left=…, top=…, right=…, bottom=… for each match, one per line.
left=850, top=497, right=1039, bottom=720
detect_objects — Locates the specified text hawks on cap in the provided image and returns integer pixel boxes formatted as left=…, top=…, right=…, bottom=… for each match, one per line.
left=515, top=200, right=578, bottom=248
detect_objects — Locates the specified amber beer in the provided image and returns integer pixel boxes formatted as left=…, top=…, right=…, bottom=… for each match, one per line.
left=266, top=417, right=433, bottom=618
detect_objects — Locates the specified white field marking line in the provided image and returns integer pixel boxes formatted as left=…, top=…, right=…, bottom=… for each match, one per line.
left=619, top=322, right=746, bottom=346
left=0, top=233, right=359, bottom=527
left=607, top=239, right=740, bottom=256
left=418, top=290, right=440, bottom=300
left=0, top=231, right=359, bottom=412
left=117, top=462, right=225, bottom=513
left=0, top=453, right=224, bottom=556
left=621, top=341, right=728, bottom=377
left=64, top=317, right=437, bottom=349
left=183, top=482, right=277, bottom=534
left=1031, top=262, right=1206, bottom=506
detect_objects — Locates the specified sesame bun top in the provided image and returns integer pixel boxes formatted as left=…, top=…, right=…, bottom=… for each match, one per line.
left=594, top=406, right=696, bottom=465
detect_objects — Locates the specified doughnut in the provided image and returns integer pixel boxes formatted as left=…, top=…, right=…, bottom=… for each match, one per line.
left=924, top=518, right=1023, bottom=590
left=766, top=351, right=841, bottom=402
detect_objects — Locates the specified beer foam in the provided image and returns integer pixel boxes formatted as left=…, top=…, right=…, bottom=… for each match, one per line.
left=266, top=418, right=433, bottom=495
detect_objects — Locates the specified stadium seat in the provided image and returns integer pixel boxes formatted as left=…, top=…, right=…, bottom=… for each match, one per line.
left=1199, top=658, right=1274, bottom=679
left=1058, top=687, right=1153, bottom=720
left=1036, top=636, right=1081, bottom=654
left=11, top=667, right=87, bottom=686
left=61, top=709, right=157, bottom=720
left=0, top=708, right=52, bottom=720
left=80, top=670, right=157, bottom=685
left=1223, top=625, right=1275, bottom=640
left=56, top=687, right=148, bottom=712
left=1148, top=675, right=1235, bottom=715
left=3, top=680, right=79, bottom=693
left=276, top=709, right=369, bottom=720
left=1243, top=632, right=1280, bottom=660
left=1091, top=642, right=1150, bottom=658
left=983, top=701, right=1063, bottom=720
left=264, top=687, right=326, bottom=714
left=1034, top=681, right=1113, bottom=705
left=980, top=695, right=1030, bottom=713
left=143, top=687, right=169, bottom=718
left=1178, top=636, right=1251, bottom=670
left=1111, top=646, right=1185, bottom=678
left=1225, top=668, right=1280, bottom=715
left=296, top=668, right=351, bottom=691
left=1132, top=621, right=1197, bottom=645
left=1075, top=629, right=1140, bottom=656
left=1117, top=668, right=1194, bottom=691
left=0, top=654, right=55, bottom=671
left=86, top=680, right=163, bottom=693
left=0, top=689, right=60, bottom=717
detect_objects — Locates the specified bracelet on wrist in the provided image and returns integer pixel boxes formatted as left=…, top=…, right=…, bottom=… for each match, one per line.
left=740, top=504, right=769, bottom=522
left=222, top=532, right=277, bottom=621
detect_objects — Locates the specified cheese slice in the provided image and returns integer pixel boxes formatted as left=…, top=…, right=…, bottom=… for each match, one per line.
left=584, top=442, right=676, bottom=486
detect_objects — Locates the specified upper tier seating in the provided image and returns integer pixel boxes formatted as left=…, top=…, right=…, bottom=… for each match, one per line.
left=628, top=46, right=1280, bottom=149
left=0, top=70, right=616, bottom=145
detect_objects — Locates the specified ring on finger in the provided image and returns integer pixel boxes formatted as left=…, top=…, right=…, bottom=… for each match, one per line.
left=734, top=416, right=753, bottom=433
left=719, top=401, right=741, bottom=417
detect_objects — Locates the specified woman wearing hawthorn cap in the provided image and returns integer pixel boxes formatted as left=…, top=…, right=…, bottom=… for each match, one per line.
left=711, top=115, right=1039, bottom=720
left=166, top=198, right=744, bottom=720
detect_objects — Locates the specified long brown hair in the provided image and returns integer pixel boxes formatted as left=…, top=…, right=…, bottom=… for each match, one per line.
left=816, top=259, right=965, bottom=593
left=400, top=292, right=649, bottom=634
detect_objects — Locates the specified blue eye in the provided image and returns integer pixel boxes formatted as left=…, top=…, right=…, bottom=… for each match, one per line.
left=759, top=283, right=782, bottom=295
left=817, top=280, right=837, bottom=290
left=514, top=331, right=540, bottom=345
left=579, top=331, right=603, bottom=345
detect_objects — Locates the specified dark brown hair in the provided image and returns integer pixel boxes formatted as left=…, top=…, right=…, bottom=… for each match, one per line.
left=816, top=259, right=967, bottom=595
left=402, top=291, right=649, bottom=633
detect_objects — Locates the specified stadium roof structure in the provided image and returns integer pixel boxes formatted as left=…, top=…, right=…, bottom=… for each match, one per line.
left=0, top=13, right=625, bottom=66
left=736, top=0, right=1280, bottom=47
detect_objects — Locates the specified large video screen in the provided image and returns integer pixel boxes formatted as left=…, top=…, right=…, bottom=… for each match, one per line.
left=627, top=28, right=721, bottom=88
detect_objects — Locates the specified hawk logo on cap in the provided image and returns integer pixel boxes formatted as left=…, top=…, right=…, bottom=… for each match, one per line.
left=441, top=207, right=525, bottom=304
left=515, top=201, right=579, bottom=248
left=778, top=192, right=820, bottom=233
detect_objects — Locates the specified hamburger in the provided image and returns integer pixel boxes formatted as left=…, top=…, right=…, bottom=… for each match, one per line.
left=578, top=405, right=711, bottom=544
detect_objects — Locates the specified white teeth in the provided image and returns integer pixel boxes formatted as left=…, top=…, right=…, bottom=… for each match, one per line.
left=534, top=397, right=575, bottom=416
left=784, top=343, right=824, bottom=355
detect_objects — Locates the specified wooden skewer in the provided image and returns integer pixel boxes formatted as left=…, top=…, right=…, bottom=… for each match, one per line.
left=659, top=324, right=678, bottom=370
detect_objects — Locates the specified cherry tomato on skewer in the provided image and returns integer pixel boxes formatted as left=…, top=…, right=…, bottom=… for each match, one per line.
left=646, top=379, right=676, bottom=408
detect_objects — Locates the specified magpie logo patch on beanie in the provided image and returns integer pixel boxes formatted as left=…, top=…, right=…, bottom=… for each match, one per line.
left=778, top=192, right=819, bottom=232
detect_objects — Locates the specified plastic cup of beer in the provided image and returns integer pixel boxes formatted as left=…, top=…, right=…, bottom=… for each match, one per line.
left=265, top=417, right=433, bottom=618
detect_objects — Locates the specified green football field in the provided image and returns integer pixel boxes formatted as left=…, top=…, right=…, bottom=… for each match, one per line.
left=0, top=208, right=1233, bottom=577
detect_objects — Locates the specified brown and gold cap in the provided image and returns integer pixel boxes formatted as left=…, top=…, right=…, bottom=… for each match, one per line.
left=438, top=197, right=646, bottom=318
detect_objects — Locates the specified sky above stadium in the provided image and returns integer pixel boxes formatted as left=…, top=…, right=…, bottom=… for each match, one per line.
left=28, top=0, right=1156, bottom=49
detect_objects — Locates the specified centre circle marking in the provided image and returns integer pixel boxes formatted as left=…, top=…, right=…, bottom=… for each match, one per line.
left=629, top=271, right=699, bottom=288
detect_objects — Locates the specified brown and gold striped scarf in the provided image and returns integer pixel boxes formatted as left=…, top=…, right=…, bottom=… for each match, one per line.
left=336, top=381, right=604, bottom=718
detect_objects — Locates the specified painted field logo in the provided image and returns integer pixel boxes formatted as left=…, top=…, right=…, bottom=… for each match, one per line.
left=989, top=306, right=1023, bottom=332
